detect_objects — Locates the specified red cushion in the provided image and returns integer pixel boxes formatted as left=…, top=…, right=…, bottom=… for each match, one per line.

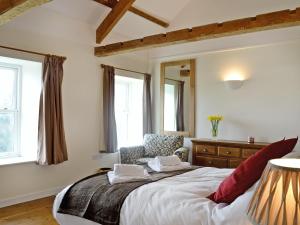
left=208, top=138, right=298, bottom=204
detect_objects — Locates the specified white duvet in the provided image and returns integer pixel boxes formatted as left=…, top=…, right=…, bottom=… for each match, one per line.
left=53, top=167, right=255, bottom=225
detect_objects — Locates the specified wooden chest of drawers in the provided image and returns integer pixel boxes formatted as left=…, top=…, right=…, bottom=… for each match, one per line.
left=192, top=139, right=270, bottom=168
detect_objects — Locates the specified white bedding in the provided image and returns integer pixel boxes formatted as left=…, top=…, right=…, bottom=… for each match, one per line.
left=53, top=167, right=254, bottom=225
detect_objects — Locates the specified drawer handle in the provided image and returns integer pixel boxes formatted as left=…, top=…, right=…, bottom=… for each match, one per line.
left=208, top=160, right=212, bottom=164
left=226, top=151, right=231, bottom=154
left=203, top=149, right=208, bottom=152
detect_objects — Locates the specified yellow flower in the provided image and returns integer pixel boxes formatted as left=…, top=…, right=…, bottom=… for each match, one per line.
left=208, top=115, right=223, bottom=121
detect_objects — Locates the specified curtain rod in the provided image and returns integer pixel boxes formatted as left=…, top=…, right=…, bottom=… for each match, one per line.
left=0, top=45, right=67, bottom=60
left=101, top=64, right=148, bottom=75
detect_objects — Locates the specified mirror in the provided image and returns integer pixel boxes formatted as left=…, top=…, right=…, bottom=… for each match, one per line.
left=160, top=59, right=195, bottom=137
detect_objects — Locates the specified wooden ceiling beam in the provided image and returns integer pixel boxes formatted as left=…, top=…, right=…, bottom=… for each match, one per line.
left=95, top=7, right=300, bottom=57
left=0, top=0, right=52, bottom=26
left=96, top=0, right=135, bottom=44
left=94, top=0, right=117, bottom=8
left=94, top=0, right=169, bottom=28
left=128, top=6, right=169, bottom=28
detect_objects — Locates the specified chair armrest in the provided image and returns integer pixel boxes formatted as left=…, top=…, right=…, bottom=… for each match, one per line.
left=174, top=147, right=189, bottom=162
left=119, top=146, right=145, bottom=164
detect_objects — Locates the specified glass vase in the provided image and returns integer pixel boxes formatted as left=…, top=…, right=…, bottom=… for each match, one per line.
left=211, top=127, right=218, bottom=139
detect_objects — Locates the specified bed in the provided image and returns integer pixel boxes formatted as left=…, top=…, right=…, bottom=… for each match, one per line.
left=53, top=167, right=255, bottom=225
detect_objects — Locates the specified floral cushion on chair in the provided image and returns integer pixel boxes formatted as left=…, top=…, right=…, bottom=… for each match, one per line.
left=119, top=145, right=145, bottom=164
left=143, top=134, right=184, bottom=157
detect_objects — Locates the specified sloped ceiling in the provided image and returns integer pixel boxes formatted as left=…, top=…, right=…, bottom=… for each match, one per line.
left=42, top=0, right=300, bottom=42
left=41, top=0, right=193, bottom=43
left=168, top=0, right=300, bottom=31
left=1, top=0, right=300, bottom=57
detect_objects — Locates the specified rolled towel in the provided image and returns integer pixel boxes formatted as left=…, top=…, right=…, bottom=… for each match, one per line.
left=155, top=155, right=181, bottom=166
left=107, top=170, right=150, bottom=185
left=114, top=164, right=145, bottom=177
left=148, top=160, right=191, bottom=172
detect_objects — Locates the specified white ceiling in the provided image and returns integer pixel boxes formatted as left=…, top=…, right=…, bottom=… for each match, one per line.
left=1, top=0, right=300, bottom=57
left=43, top=0, right=107, bottom=26
left=41, top=0, right=193, bottom=43
left=41, top=0, right=300, bottom=42
left=43, top=0, right=192, bottom=28
left=167, top=0, right=300, bottom=31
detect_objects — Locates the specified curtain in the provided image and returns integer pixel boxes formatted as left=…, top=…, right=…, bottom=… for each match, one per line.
left=176, top=81, right=184, bottom=131
left=143, top=74, right=153, bottom=135
left=37, top=55, right=68, bottom=165
left=103, top=65, right=118, bottom=153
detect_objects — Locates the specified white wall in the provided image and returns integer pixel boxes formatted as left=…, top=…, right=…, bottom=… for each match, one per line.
left=168, top=0, right=300, bottom=31
left=151, top=40, right=300, bottom=151
left=0, top=25, right=148, bottom=205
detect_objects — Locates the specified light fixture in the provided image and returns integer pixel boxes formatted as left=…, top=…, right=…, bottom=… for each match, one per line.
left=225, top=80, right=244, bottom=90
left=247, top=158, right=300, bottom=225
left=223, top=69, right=246, bottom=90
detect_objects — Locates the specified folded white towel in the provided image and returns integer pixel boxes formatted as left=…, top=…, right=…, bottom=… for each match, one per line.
left=114, top=164, right=145, bottom=177
left=155, top=155, right=181, bottom=166
left=107, top=170, right=150, bottom=185
left=148, top=160, right=191, bottom=172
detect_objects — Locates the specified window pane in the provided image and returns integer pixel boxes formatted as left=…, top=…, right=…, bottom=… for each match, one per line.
left=115, top=81, right=129, bottom=112
left=0, top=113, right=15, bottom=154
left=0, top=66, right=17, bottom=109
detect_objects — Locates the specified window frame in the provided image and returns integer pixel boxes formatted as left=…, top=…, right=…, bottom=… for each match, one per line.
left=0, top=62, right=22, bottom=159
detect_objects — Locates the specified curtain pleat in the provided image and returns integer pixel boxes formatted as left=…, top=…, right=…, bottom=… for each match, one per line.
left=176, top=81, right=184, bottom=131
left=37, top=55, right=68, bottom=165
left=103, top=65, right=118, bottom=153
left=143, top=74, right=152, bottom=135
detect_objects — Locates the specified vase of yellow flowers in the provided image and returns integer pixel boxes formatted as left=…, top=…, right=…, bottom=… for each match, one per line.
left=208, top=115, right=223, bottom=139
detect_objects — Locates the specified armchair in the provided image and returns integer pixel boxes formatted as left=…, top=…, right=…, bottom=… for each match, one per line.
left=119, top=134, right=189, bottom=164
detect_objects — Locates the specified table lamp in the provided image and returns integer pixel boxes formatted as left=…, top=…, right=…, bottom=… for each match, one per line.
left=247, top=158, right=300, bottom=225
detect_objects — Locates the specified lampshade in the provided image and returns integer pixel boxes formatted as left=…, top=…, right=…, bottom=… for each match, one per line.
left=247, top=159, right=300, bottom=225
left=224, top=80, right=244, bottom=90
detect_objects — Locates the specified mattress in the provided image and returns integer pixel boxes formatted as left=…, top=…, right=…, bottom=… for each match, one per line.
left=53, top=167, right=255, bottom=225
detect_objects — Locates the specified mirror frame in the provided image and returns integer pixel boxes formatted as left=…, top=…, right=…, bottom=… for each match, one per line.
left=160, top=59, right=195, bottom=137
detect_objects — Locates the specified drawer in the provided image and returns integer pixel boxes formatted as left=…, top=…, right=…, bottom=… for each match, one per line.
left=195, top=145, right=217, bottom=156
left=195, top=156, right=228, bottom=168
left=242, top=148, right=258, bottom=159
left=228, top=159, right=244, bottom=168
left=218, top=147, right=241, bottom=158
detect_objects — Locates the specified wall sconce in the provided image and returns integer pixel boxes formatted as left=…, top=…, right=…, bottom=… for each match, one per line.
left=223, top=69, right=246, bottom=90
left=225, top=80, right=244, bottom=90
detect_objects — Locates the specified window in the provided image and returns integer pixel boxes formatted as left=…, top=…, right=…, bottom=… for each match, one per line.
left=0, top=56, right=42, bottom=165
left=0, top=64, right=20, bottom=158
left=115, top=75, right=143, bottom=148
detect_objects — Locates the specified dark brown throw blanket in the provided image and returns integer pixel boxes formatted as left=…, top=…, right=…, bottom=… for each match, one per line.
left=58, top=167, right=196, bottom=225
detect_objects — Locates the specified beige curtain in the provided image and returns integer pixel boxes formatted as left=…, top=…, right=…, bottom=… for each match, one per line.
left=143, top=74, right=152, bottom=135
left=37, top=55, right=68, bottom=165
left=103, top=65, right=118, bottom=153
left=176, top=81, right=184, bottom=131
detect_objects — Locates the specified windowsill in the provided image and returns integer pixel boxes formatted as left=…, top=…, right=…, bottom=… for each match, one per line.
left=0, top=156, right=36, bottom=166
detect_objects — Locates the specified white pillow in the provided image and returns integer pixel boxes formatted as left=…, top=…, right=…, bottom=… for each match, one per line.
left=282, top=150, right=300, bottom=158
left=211, top=182, right=259, bottom=225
